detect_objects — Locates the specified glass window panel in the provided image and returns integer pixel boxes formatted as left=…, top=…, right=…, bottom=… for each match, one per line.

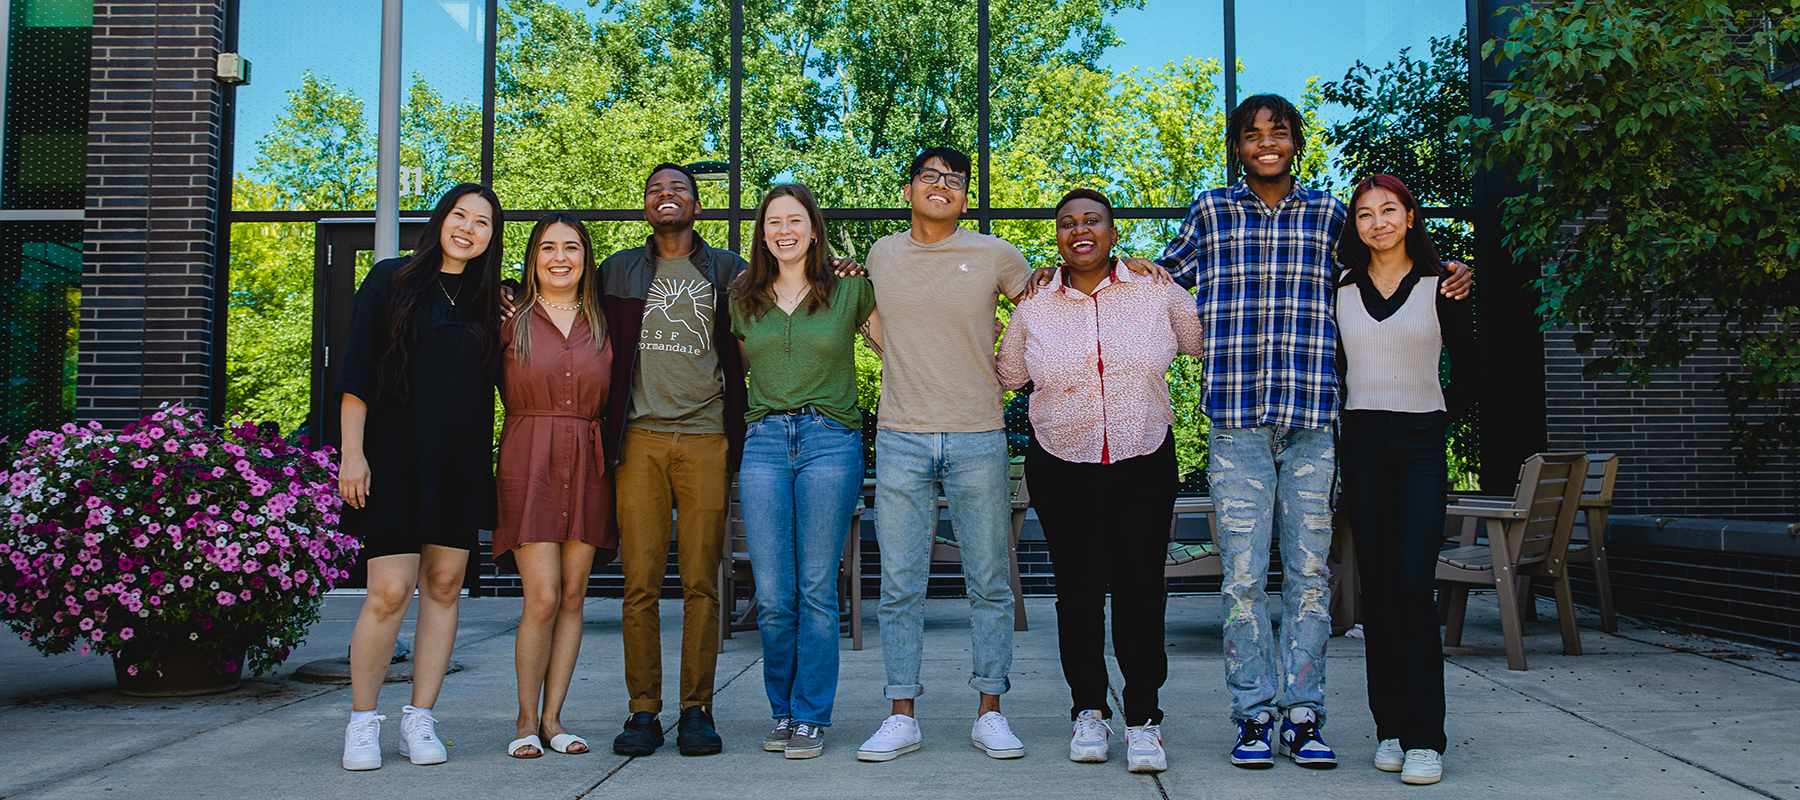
left=991, top=0, right=1226, bottom=266
left=493, top=0, right=724, bottom=230
left=1236, top=0, right=1467, bottom=199
left=3, top=3, right=89, bottom=210
left=225, top=221, right=314, bottom=433
left=0, top=221, right=82, bottom=440
left=236, top=0, right=484, bottom=213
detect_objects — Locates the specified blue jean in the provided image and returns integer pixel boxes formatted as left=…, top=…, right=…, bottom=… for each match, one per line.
left=874, top=429, right=1014, bottom=699
left=739, top=410, right=865, bottom=727
left=1208, top=425, right=1336, bottom=725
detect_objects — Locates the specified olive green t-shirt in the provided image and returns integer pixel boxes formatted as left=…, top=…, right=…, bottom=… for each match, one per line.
left=730, top=276, right=875, bottom=430
left=627, top=255, right=726, bottom=434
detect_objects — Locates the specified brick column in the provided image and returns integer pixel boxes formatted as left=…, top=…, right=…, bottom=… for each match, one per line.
left=81, top=2, right=228, bottom=427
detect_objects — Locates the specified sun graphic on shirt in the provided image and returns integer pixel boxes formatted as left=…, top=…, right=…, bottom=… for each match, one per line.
left=645, top=277, right=713, bottom=343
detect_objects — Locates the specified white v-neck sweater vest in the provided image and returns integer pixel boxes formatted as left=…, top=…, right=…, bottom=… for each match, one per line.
left=1338, top=275, right=1446, bottom=413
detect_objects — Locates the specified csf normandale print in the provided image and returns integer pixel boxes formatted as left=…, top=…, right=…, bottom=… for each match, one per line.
left=0, top=404, right=359, bottom=678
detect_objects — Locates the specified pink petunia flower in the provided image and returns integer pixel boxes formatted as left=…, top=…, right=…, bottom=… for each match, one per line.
left=215, top=591, right=235, bottom=606
left=120, top=628, right=134, bottom=640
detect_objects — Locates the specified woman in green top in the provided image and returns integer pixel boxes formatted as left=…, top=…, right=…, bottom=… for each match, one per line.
left=730, top=183, right=881, bottom=759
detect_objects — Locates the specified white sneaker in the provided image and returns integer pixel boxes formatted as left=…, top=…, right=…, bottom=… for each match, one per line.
left=1402, top=749, right=1443, bottom=785
left=398, top=705, right=447, bottom=765
left=856, top=714, right=922, bottom=762
left=1069, top=709, right=1111, bottom=762
left=971, top=711, right=1025, bottom=759
left=342, top=713, right=386, bottom=771
left=1125, top=725, right=1168, bottom=773
left=1375, top=738, right=1405, bottom=772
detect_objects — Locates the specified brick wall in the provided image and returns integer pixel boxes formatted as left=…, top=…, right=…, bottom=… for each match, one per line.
left=81, top=2, right=228, bottom=426
left=1543, top=327, right=1800, bottom=520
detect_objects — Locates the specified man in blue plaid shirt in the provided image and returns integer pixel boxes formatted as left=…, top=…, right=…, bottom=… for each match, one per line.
left=1150, top=95, right=1469, bottom=772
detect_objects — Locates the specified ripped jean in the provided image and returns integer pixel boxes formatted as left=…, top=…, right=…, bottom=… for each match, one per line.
left=1208, top=425, right=1335, bottom=725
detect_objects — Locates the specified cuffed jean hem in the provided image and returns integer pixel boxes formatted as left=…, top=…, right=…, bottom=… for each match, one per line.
left=968, top=674, right=1011, bottom=696
left=884, top=683, right=924, bottom=701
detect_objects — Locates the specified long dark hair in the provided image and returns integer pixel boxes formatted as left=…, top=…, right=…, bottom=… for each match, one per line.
left=1336, top=173, right=1447, bottom=277
left=510, top=213, right=606, bottom=363
left=733, top=183, right=836, bottom=319
left=374, top=182, right=506, bottom=404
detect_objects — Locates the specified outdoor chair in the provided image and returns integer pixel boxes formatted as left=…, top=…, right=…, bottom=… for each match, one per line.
left=927, top=464, right=1031, bottom=632
left=1436, top=451, right=1588, bottom=671
left=1564, top=453, right=1620, bottom=632
left=720, top=483, right=867, bottom=650
left=1163, top=497, right=1221, bottom=582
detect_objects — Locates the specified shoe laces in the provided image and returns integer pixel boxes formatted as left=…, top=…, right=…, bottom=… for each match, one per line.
left=404, top=710, right=437, bottom=742
left=1405, top=749, right=1440, bottom=765
left=793, top=723, right=820, bottom=739
left=1286, top=717, right=1324, bottom=747
left=1073, top=712, right=1111, bottom=741
left=979, top=713, right=1015, bottom=736
left=351, top=715, right=385, bottom=747
left=1127, top=724, right=1161, bottom=750
left=771, top=718, right=793, bottom=734
left=1236, top=716, right=1272, bottom=748
left=875, top=715, right=913, bottom=737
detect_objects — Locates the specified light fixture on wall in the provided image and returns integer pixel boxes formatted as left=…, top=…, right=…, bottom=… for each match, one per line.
left=216, top=53, right=252, bottom=86
left=686, top=161, right=730, bottom=182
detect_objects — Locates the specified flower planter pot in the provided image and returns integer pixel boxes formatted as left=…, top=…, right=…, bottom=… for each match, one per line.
left=113, top=641, right=244, bottom=697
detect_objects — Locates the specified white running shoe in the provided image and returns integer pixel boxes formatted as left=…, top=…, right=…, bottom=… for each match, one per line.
left=1069, top=709, right=1111, bottom=762
left=1375, top=738, right=1405, bottom=772
left=856, top=714, right=922, bottom=762
left=398, top=705, right=447, bottom=765
left=971, top=711, right=1025, bottom=759
left=1402, top=749, right=1443, bottom=785
left=342, top=713, right=385, bottom=771
left=1125, top=724, right=1168, bottom=774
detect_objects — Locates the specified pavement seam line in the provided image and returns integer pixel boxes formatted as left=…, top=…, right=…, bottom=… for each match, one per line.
left=574, top=655, right=764, bottom=798
left=1606, top=627, right=1800, bottom=684
left=1108, top=684, right=1174, bottom=800
left=1446, top=657, right=1781, bottom=800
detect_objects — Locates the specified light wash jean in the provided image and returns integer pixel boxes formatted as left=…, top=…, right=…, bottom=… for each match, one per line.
left=873, top=429, right=1014, bottom=699
left=739, top=410, right=865, bottom=727
left=1208, top=425, right=1336, bottom=725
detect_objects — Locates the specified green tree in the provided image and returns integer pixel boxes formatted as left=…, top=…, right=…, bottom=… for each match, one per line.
left=1459, top=0, right=1800, bottom=469
left=251, top=72, right=377, bottom=210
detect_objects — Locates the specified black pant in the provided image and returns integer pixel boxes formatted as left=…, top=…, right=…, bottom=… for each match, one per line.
left=1341, top=410, right=1448, bottom=754
left=1027, top=433, right=1175, bottom=727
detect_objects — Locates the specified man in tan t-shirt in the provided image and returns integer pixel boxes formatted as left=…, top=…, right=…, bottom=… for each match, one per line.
left=854, top=147, right=1034, bottom=763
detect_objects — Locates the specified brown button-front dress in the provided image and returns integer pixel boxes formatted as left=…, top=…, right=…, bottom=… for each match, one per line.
left=494, top=304, right=617, bottom=571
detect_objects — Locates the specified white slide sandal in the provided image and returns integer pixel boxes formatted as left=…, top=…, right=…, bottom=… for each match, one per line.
left=508, top=735, right=544, bottom=759
left=548, top=733, right=590, bottom=754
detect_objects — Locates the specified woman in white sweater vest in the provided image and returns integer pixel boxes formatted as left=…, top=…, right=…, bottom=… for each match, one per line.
left=1334, top=174, right=1473, bottom=787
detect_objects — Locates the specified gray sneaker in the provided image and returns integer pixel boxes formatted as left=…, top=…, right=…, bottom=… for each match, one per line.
left=785, top=723, right=824, bottom=759
left=763, top=718, right=794, bottom=752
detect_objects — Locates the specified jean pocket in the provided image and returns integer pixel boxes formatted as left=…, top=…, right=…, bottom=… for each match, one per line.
left=817, top=414, right=856, bottom=432
left=746, top=417, right=767, bottom=437
left=1406, top=411, right=1447, bottom=432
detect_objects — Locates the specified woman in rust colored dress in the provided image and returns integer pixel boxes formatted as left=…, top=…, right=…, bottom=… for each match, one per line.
left=496, top=213, right=614, bottom=759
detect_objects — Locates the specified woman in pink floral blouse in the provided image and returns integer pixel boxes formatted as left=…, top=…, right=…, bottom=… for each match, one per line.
left=995, top=188, right=1203, bottom=774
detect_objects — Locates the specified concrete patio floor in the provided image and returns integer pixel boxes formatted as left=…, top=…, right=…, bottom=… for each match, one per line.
left=1, top=591, right=1795, bottom=799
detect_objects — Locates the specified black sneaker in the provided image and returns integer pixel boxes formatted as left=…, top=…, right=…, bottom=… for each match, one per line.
left=677, top=706, right=723, bottom=756
left=612, top=712, right=664, bottom=756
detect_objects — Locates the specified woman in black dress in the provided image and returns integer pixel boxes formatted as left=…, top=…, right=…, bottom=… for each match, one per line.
left=335, top=183, right=505, bottom=771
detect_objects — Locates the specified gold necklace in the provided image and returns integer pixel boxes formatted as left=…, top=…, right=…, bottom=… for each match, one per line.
left=538, top=296, right=581, bottom=312
left=437, top=276, right=462, bottom=307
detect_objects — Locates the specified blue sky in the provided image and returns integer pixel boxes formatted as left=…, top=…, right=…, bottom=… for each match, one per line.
left=234, top=0, right=1465, bottom=180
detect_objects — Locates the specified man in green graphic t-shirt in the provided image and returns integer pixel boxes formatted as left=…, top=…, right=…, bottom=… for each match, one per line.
left=599, top=163, right=748, bottom=758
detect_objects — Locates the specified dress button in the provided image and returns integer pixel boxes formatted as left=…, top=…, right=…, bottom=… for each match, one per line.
left=566, top=400, right=572, bottom=404
left=565, top=372, right=571, bottom=377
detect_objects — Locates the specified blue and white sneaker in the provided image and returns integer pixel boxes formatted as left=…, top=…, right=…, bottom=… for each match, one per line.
left=1231, top=712, right=1275, bottom=769
left=1278, top=707, right=1337, bottom=768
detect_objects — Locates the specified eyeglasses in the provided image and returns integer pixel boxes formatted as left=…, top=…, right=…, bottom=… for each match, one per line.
left=914, top=168, right=968, bottom=191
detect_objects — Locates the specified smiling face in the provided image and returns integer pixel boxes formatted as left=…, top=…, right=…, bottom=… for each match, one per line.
left=533, top=221, right=586, bottom=298
left=1236, top=107, right=1297, bottom=181
left=439, top=192, right=495, bottom=267
left=1055, top=198, right=1118, bottom=272
left=761, top=194, right=814, bottom=269
left=1353, top=187, right=1414, bottom=257
left=901, top=157, right=969, bottom=223
left=643, top=168, right=700, bottom=232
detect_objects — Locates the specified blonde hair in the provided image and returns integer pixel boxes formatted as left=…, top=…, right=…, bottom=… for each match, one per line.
left=511, top=213, right=606, bottom=363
